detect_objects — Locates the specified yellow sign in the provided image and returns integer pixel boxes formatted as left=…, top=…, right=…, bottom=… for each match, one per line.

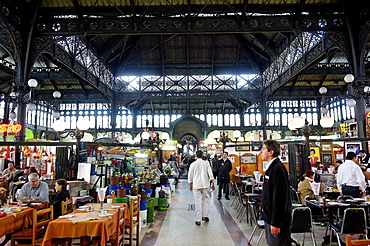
left=0, top=121, right=22, bottom=133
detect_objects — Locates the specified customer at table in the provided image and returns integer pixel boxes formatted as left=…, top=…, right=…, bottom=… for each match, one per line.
left=217, top=152, right=232, bottom=200
left=261, top=139, right=292, bottom=246
left=297, top=170, right=315, bottom=204
left=2, top=162, right=15, bottom=179
left=358, top=150, right=370, bottom=166
left=337, top=152, right=367, bottom=198
left=19, top=173, right=49, bottom=203
left=52, top=178, right=70, bottom=218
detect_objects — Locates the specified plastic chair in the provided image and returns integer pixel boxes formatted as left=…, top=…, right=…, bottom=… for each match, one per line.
left=291, top=207, right=316, bottom=246
left=330, top=208, right=368, bottom=246
left=247, top=200, right=265, bottom=246
left=345, top=235, right=370, bottom=245
left=11, top=206, right=54, bottom=246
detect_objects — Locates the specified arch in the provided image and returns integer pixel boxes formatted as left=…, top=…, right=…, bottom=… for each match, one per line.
left=171, top=116, right=204, bottom=142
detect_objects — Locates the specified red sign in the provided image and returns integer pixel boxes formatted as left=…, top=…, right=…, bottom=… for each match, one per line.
left=0, top=121, right=22, bottom=133
left=366, top=112, right=370, bottom=118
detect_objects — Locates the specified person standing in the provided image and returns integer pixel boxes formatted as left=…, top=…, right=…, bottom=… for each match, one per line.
left=211, top=154, right=219, bottom=182
left=217, top=152, right=232, bottom=200
left=337, top=152, right=366, bottom=198
left=188, top=150, right=215, bottom=225
left=261, top=140, right=292, bottom=246
left=119, top=154, right=133, bottom=174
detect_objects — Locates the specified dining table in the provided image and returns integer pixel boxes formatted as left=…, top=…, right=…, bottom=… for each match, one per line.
left=42, top=203, right=129, bottom=246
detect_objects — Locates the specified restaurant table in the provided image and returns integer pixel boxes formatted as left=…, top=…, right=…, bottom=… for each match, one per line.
left=0, top=207, right=33, bottom=244
left=42, top=203, right=128, bottom=246
left=234, top=174, right=253, bottom=180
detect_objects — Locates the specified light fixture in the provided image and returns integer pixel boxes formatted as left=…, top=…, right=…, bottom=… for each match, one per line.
left=290, top=116, right=305, bottom=129
left=140, top=120, right=169, bottom=144
left=52, top=110, right=61, bottom=119
left=27, top=102, right=37, bottom=111
left=212, top=130, right=241, bottom=150
left=344, top=74, right=355, bottom=83
left=319, top=87, right=327, bottom=94
left=27, top=78, right=38, bottom=88
left=321, top=107, right=329, bottom=114
left=9, top=111, right=16, bottom=120
left=320, top=116, right=335, bottom=128
left=53, top=91, right=61, bottom=98
left=347, top=98, right=356, bottom=107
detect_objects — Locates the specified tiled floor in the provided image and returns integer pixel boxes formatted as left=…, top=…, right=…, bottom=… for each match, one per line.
left=1, top=181, right=342, bottom=245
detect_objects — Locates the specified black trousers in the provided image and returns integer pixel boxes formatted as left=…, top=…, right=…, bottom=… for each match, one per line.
left=342, top=185, right=361, bottom=198
left=218, top=180, right=229, bottom=198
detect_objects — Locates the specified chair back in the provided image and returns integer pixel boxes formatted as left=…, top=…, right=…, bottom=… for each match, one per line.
left=61, top=198, right=73, bottom=215
left=291, top=207, right=313, bottom=233
left=32, top=206, right=53, bottom=245
left=345, top=235, right=370, bottom=245
left=290, top=186, right=300, bottom=204
left=337, top=195, right=354, bottom=202
left=114, top=206, right=125, bottom=245
left=128, top=196, right=140, bottom=227
left=248, top=200, right=259, bottom=224
left=340, top=208, right=367, bottom=235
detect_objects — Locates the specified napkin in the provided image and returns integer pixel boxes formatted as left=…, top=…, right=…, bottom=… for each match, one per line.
left=97, top=187, right=107, bottom=202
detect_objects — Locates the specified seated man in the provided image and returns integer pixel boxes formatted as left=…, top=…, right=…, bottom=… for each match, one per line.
left=2, top=162, right=15, bottom=179
left=19, top=173, right=49, bottom=203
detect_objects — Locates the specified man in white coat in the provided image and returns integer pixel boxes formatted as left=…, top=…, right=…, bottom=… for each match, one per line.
left=188, top=150, right=215, bottom=225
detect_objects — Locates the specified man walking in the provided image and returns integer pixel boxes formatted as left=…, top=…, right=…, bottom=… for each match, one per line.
left=217, top=152, right=232, bottom=200
left=261, top=140, right=292, bottom=246
left=188, top=150, right=215, bottom=225
left=337, top=152, right=366, bottom=198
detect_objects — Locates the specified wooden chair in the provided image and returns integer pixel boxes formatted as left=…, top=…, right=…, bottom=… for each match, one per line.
left=92, top=206, right=126, bottom=246
left=345, top=235, right=370, bottom=245
left=11, top=206, right=54, bottom=246
left=124, top=196, right=140, bottom=246
left=61, top=198, right=73, bottom=215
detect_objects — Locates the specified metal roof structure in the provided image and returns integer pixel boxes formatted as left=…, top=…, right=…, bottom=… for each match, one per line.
left=0, top=0, right=369, bottom=115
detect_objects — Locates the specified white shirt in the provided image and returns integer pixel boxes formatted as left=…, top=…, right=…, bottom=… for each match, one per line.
left=188, top=158, right=214, bottom=190
left=264, top=157, right=277, bottom=171
left=337, top=159, right=366, bottom=192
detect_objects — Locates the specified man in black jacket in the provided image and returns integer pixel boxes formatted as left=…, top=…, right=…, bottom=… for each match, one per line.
left=217, top=152, right=232, bottom=200
left=261, top=140, right=292, bottom=246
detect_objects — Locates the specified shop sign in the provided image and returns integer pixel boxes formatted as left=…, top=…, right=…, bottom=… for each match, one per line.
left=0, top=121, right=22, bottom=133
left=366, top=112, right=370, bottom=118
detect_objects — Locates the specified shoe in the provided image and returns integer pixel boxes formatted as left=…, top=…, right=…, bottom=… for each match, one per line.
left=195, top=221, right=201, bottom=225
left=202, top=217, right=209, bottom=222
left=225, top=196, right=230, bottom=200
left=217, top=197, right=221, bottom=200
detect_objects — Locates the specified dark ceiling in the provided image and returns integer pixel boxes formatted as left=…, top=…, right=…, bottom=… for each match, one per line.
left=0, top=0, right=369, bottom=115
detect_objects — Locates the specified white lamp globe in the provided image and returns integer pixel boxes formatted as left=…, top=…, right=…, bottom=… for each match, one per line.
left=321, top=107, right=329, bottom=114
left=233, top=130, right=241, bottom=139
left=9, top=112, right=16, bottom=120
left=291, top=116, right=305, bottom=129
left=319, top=87, right=327, bottom=94
left=52, top=111, right=60, bottom=118
left=27, top=78, right=38, bottom=88
left=161, top=132, right=169, bottom=141
left=344, top=74, right=354, bottom=83
left=347, top=98, right=356, bottom=107
left=27, top=103, right=37, bottom=111
left=53, top=91, right=62, bottom=99
left=320, top=116, right=334, bottom=128
left=52, top=119, right=66, bottom=132
left=141, top=131, right=150, bottom=140
left=76, top=118, right=90, bottom=131
left=212, top=130, right=220, bottom=139
left=364, top=86, right=370, bottom=93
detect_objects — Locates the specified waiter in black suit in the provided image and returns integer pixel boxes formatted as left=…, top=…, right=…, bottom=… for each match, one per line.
left=359, top=150, right=370, bottom=168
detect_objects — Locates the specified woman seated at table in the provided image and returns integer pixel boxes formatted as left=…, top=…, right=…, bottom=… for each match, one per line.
left=298, top=171, right=326, bottom=203
left=52, top=178, right=70, bottom=218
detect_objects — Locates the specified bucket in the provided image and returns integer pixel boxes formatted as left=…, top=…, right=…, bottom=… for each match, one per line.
left=158, top=198, right=167, bottom=211
left=147, top=207, right=154, bottom=223
left=110, top=176, right=120, bottom=185
left=140, top=210, right=147, bottom=227
left=117, top=187, right=126, bottom=198
left=140, top=200, right=147, bottom=210
left=114, top=197, right=129, bottom=204
left=147, top=198, right=158, bottom=207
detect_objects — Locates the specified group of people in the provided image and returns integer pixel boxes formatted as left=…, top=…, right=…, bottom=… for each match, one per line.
left=188, top=140, right=292, bottom=245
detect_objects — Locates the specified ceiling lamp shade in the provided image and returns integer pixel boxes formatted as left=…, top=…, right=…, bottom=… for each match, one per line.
left=27, top=103, right=36, bottom=111
left=9, top=112, right=16, bottom=120
left=347, top=98, right=356, bottom=107
left=291, top=116, right=305, bottom=129
left=52, top=119, right=66, bottom=132
left=52, top=111, right=60, bottom=118
left=27, top=78, right=38, bottom=88
left=212, top=130, right=220, bottom=139
left=233, top=130, right=241, bottom=139
left=53, top=91, right=62, bottom=98
left=141, top=131, right=150, bottom=140
left=161, top=132, right=169, bottom=140
left=321, top=107, right=329, bottom=114
left=320, top=116, right=334, bottom=128
left=319, top=87, right=327, bottom=94
left=344, top=74, right=354, bottom=83
left=76, top=118, right=90, bottom=131
left=364, top=86, right=370, bottom=93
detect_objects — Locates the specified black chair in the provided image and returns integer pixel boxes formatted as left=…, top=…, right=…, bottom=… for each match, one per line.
left=330, top=208, right=368, bottom=246
left=304, top=197, right=330, bottom=237
left=291, top=207, right=316, bottom=246
left=247, top=200, right=265, bottom=246
left=291, top=186, right=301, bottom=204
